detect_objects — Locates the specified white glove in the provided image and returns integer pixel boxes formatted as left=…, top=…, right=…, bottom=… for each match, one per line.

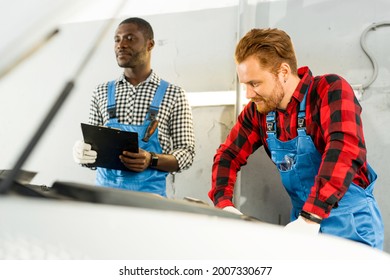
left=223, top=206, right=243, bottom=215
left=72, top=140, right=97, bottom=164
left=284, top=215, right=320, bottom=235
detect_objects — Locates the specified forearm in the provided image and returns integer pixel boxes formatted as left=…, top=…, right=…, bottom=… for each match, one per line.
left=209, top=104, right=262, bottom=206
left=210, top=154, right=237, bottom=207
left=151, top=153, right=179, bottom=172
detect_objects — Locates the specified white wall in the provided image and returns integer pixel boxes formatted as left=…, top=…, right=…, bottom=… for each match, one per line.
left=1, top=0, right=389, bottom=252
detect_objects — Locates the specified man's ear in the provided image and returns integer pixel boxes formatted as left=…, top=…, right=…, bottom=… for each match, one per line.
left=277, top=62, right=291, bottom=82
left=147, top=39, right=155, bottom=51
left=278, top=62, right=290, bottom=76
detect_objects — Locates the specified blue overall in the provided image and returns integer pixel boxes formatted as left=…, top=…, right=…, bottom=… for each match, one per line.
left=265, top=90, right=384, bottom=249
left=95, top=80, right=169, bottom=197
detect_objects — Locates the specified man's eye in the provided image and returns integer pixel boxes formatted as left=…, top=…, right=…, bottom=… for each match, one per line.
left=114, top=35, right=133, bottom=43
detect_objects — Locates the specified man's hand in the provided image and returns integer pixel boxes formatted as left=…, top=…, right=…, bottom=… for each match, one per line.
left=120, top=148, right=151, bottom=172
left=284, top=215, right=320, bottom=235
left=223, top=206, right=243, bottom=215
left=73, top=140, right=97, bottom=164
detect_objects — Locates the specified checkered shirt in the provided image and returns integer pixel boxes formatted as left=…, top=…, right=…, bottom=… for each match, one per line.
left=88, top=71, right=195, bottom=171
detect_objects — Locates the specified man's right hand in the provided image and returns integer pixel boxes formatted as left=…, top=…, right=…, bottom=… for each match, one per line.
left=284, top=216, right=320, bottom=235
left=72, top=140, right=97, bottom=164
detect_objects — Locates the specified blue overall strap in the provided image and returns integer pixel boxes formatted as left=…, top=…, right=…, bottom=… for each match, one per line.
left=107, top=80, right=117, bottom=119
left=297, top=83, right=311, bottom=135
left=297, top=92, right=307, bottom=130
left=266, top=111, right=277, bottom=139
left=146, top=79, right=169, bottom=120
left=266, top=94, right=307, bottom=139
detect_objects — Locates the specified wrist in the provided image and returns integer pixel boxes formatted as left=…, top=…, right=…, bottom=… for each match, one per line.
left=149, top=152, right=158, bottom=167
left=300, top=210, right=322, bottom=224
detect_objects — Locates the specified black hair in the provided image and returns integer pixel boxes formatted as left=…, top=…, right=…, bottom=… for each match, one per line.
left=119, top=17, right=154, bottom=40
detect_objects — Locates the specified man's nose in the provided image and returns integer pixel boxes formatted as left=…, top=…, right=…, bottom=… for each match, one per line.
left=245, top=86, right=256, bottom=99
left=116, top=39, right=127, bottom=48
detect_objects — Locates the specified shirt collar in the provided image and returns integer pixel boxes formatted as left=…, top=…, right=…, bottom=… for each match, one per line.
left=293, top=66, right=313, bottom=103
left=118, top=70, right=160, bottom=86
left=278, top=66, right=312, bottom=114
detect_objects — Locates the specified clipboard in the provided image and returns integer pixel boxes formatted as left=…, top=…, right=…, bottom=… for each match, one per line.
left=81, top=123, right=138, bottom=171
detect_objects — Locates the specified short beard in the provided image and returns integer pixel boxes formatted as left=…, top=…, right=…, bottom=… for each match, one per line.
left=117, top=46, right=147, bottom=68
left=256, top=80, right=285, bottom=114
